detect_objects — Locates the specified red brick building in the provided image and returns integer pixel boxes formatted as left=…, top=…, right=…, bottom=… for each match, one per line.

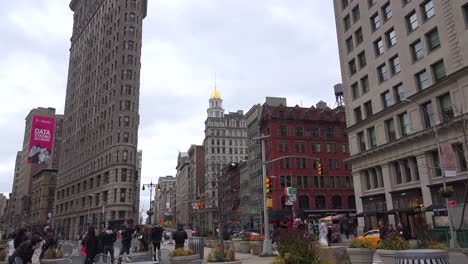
left=260, top=101, right=355, bottom=224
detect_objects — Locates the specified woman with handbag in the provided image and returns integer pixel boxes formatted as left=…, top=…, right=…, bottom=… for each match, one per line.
left=81, top=227, right=98, bottom=264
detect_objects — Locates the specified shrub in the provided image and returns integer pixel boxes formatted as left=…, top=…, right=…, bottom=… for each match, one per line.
left=206, top=246, right=236, bottom=262
left=169, top=248, right=194, bottom=257
left=349, top=238, right=374, bottom=249
left=378, top=233, right=410, bottom=250
left=252, top=236, right=264, bottom=241
left=0, top=248, right=7, bottom=261
left=43, top=247, right=64, bottom=259
left=275, top=229, right=330, bottom=264
left=415, top=241, right=448, bottom=250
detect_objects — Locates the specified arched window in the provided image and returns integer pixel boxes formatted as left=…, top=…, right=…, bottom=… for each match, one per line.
left=295, top=126, right=303, bottom=136
left=281, top=195, right=287, bottom=209
left=298, top=195, right=310, bottom=209
left=332, top=195, right=342, bottom=209
left=348, top=195, right=356, bottom=209
left=316, top=195, right=326, bottom=209
left=279, top=126, right=286, bottom=136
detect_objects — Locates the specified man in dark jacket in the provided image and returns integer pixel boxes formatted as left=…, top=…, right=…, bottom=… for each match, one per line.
left=151, top=225, right=164, bottom=261
left=102, top=227, right=117, bottom=264
left=39, top=227, right=57, bottom=260
left=172, top=225, right=188, bottom=249
left=12, top=235, right=41, bottom=264
left=379, top=221, right=387, bottom=240
left=118, top=222, right=134, bottom=264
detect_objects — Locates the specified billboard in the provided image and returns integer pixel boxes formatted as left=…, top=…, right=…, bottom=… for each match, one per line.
left=28, top=115, right=55, bottom=164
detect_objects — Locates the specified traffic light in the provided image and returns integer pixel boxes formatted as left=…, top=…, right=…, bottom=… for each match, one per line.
left=157, top=184, right=161, bottom=192
left=265, top=177, right=272, bottom=198
left=318, top=162, right=323, bottom=175
left=197, top=202, right=204, bottom=209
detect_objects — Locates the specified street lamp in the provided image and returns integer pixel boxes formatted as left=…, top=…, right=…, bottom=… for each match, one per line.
left=404, top=98, right=458, bottom=248
left=142, top=180, right=159, bottom=225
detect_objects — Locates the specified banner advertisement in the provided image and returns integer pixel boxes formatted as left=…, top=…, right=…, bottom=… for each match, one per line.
left=440, top=144, right=457, bottom=177
left=28, top=115, right=55, bottom=164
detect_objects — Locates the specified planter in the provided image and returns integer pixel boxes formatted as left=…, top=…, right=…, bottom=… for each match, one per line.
left=232, top=239, right=241, bottom=252
left=237, top=241, right=251, bottom=253
left=169, top=254, right=199, bottom=264
left=224, top=241, right=235, bottom=250
left=206, top=240, right=217, bottom=248
left=41, top=259, right=69, bottom=264
left=346, top=248, right=374, bottom=264
left=376, top=249, right=396, bottom=264
left=250, top=241, right=263, bottom=255
left=207, top=261, right=242, bottom=264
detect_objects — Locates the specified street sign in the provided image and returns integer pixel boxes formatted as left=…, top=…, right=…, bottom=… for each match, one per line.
left=448, top=200, right=456, bottom=207
left=285, top=201, right=292, bottom=206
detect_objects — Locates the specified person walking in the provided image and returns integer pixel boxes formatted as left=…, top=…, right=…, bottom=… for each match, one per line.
left=39, top=226, right=57, bottom=260
left=101, top=227, right=117, bottom=264
left=11, top=235, right=41, bottom=264
left=172, top=225, right=188, bottom=249
left=150, top=225, right=164, bottom=262
left=378, top=221, right=387, bottom=241
left=318, top=220, right=328, bottom=247
left=118, top=222, right=134, bottom=264
left=13, top=228, right=28, bottom=250
left=82, top=227, right=99, bottom=264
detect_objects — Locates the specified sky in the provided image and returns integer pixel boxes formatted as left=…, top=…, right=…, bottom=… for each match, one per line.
left=0, top=0, right=342, bottom=210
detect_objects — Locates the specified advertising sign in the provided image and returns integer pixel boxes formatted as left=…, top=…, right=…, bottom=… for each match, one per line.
left=28, top=115, right=55, bottom=164
left=440, top=144, right=457, bottom=177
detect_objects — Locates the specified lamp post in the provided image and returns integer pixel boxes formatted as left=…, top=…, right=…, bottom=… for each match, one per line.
left=142, top=180, right=159, bottom=225
left=404, top=98, right=458, bottom=248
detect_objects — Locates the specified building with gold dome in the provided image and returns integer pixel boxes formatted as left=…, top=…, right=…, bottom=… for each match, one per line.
left=192, top=89, right=247, bottom=231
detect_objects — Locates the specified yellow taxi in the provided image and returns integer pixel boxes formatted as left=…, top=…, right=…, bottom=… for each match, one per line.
left=356, top=229, right=380, bottom=248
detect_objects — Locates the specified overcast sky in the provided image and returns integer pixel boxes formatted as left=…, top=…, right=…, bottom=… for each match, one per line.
left=0, top=0, right=341, bottom=210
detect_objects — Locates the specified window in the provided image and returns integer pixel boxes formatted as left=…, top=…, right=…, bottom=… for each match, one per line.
left=295, top=126, right=303, bottom=136
left=344, top=15, right=351, bottom=31
left=390, top=55, right=401, bottom=74
left=463, top=4, right=468, bottom=27
left=367, top=127, right=377, bottom=148
left=403, top=0, right=411, bottom=6
left=381, top=90, right=393, bottom=109
left=364, top=101, right=373, bottom=117
left=426, top=28, right=440, bottom=50
left=129, top=13, right=136, bottom=22
left=377, top=63, right=389, bottom=82
left=386, top=28, right=397, bottom=47
left=421, top=0, right=435, bottom=21
left=342, top=144, right=348, bottom=153
left=354, top=107, right=363, bottom=122
left=453, top=144, right=467, bottom=171
left=357, top=131, right=366, bottom=151
left=382, top=2, right=392, bottom=21
left=393, top=83, right=406, bottom=102
left=374, top=38, right=384, bottom=56
left=298, top=195, right=310, bottom=209
left=416, top=70, right=429, bottom=90
left=351, top=82, right=359, bottom=99
left=332, top=196, right=342, bottom=209
left=406, top=11, right=419, bottom=32
left=368, top=0, right=376, bottom=8
left=342, top=0, right=349, bottom=9
left=385, top=119, right=396, bottom=141
left=355, top=28, right=364, bottom=45
left=365, top=171, right=372, bottom=190
left=126, top=70, right=133, bottom=80
left=371, top=13, right=381, bottom=31
left=361, top=75, right=369, bottom=93
left=411, top=39, right=424, bottom=61
left=352, top=5, right=360, bottom=23
left=399, top=112, right=410, bottom=136
left=349, top=59, right=357, bottom=75
left=316, top=196, right=326, bottom=209
left=358, top=51, right=366, bottom=68
left=346, top=37, right=354, bottom=53
left=431, top=151, right=442, bottom=177
left=439, top=93, right=454, bottom=121
left=279, top=126, right=286, bottom=136
left=422, top=101, right=435, bottom=128
left=431, top=60, right=446, bottom=81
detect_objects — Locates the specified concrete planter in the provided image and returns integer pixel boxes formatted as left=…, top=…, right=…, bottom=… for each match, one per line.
left=346, top=248, right=374, bottom=264
left=41, top=259, right=69, bottom=264
left=169, top=254, right=199, bottom=264
left=250, top=241, right=263, bottom=255
left=237, top=241, right=251, bottom=253
left=207, top=261, right=242, bottom=264
left=224, top=241, right=234, bottom=250
left=232, top=239, right=241, bottom=251
left=206, top=240, right=217, bottom=248
left=376, top=249, right=396, bottom=264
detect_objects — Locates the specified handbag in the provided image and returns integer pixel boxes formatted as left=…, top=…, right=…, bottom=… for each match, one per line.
left=80, top=246, right=88, bottom=256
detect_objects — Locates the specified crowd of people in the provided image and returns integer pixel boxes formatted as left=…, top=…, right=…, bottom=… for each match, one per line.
left=378, top=221, right=410, bottom=240
left=7, top=226, right=57, bottom=264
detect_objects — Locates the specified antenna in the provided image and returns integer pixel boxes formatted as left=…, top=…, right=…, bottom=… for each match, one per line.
left=214, top=73, right=217, bottom=91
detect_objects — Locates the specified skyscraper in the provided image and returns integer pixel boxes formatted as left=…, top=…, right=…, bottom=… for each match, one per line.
left=55, top=0, right=147, bottom=239
left=334, top=0, right=468, bottom=237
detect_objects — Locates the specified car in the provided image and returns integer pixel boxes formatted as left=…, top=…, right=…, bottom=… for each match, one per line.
left=357, top=229, right=380, bottom=248
left=236, top=230, right=264, bottom=240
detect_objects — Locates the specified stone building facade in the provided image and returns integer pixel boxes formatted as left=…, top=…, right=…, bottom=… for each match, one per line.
left=54, top=0, right=148, bottom=238
left=334, top=0, right=468, bottom=236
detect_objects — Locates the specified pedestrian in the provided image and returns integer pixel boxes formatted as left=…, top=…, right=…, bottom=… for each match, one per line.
left=318, top=219, right=328, bottom=247
left=387, top=224, right=395, bottom=236
left=327, top=225, right=332, bottom=246
left=172, top=225, right=188, bottom=249
left=11, top=235, right=41, bottom=264
left=82, top=226, right=99, bottom=264
left=117, top=222, right=134, bottom=264
left=150, top=225, right=164, bottom=262
left=39, top=226, right=57, bottom=260
left=97, top=227, right=106, bottom=254
left=378, top=221, right=387, bottom=240
left=101, top=227, right=117, bottom=264
left=344, top=224, right=350, bottom=240
left=13, top=228, right=28, bottom=250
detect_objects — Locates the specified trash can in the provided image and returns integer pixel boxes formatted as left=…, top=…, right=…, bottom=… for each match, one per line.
left=188, top=237, right=205, bottom=260
left=395, top=249, right=449, bottom=264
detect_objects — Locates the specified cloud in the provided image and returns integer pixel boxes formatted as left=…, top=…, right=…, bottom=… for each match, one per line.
left=0, top=1, right=342, bottom=214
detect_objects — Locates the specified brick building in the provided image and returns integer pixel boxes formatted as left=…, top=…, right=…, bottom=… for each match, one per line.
left=260, top=100, right=356, bottom=225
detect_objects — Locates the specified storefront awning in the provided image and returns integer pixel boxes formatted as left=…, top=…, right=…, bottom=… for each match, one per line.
left=356, top=210, right=386, bottom=217
left=386, top=207, right=415, bottom=214
left=425, top=204, right=447, bottom=211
